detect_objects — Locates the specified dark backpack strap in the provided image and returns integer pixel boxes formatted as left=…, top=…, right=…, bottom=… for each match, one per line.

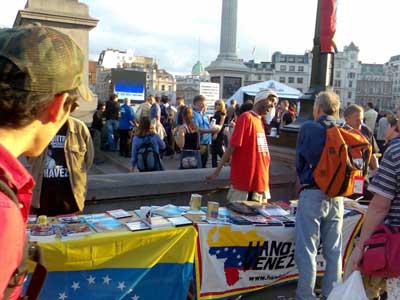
left=0, top=178, right=18, bottom=205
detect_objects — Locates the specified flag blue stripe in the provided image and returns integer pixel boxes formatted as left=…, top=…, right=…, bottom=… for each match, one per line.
left=28, top=263, right=193, bottom=300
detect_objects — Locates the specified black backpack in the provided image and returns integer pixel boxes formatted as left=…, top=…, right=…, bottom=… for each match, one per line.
left=0, top=179, right=47, bottom=300
left=136, top=135, right=162, bottom=172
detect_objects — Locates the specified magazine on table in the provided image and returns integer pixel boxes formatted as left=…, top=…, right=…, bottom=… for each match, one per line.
left=29, top=224, right=57, bottom=242
left=152, top=205, right=184, bottom=218
left=53, top=223, right=94, bottom=240
left=57, top=213, right=81, bottom=224
left=85, top=215, right=127, bottom=232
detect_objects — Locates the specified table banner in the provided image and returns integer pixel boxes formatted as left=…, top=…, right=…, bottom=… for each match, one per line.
left=33, top=226, right=197, bottom=300
left=195, top=212, right=363, bottom=300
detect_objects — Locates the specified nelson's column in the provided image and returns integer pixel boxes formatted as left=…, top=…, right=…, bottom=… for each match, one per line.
left=206, top=0, right=248, bottom=99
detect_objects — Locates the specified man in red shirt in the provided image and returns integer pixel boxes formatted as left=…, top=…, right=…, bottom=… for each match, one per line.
left=0, top=25, right=91, bottom=299
left=207, top=90, right=277, bottom=202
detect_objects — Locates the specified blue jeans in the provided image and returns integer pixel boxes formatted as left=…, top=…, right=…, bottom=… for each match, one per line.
left=106, top=119, right=119, bottom=150
left=295, top=189, right=343, bottom=300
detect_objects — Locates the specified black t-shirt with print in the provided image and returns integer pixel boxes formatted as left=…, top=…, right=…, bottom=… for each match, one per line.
left=39, top=122, right=78, bottom=216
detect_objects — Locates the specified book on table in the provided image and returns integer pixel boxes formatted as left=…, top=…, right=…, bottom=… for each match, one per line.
left=143, top=216, right=173, bottom=229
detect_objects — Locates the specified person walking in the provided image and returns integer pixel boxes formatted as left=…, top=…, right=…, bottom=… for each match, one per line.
left=91, top=102, right=106, bottom=164
left=119, top=98, right=136, bottom=157
left=105, top=94, right=120, bottom=151
left=211, top=99, right=227, bottom=167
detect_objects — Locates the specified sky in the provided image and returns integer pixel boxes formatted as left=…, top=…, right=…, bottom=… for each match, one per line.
left=1, top=0, right=400, bottom=74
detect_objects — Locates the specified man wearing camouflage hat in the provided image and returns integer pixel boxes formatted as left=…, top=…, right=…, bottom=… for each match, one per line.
left=0, top=24, right=91, bottom=299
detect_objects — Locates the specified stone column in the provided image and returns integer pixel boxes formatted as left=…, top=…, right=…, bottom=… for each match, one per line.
left=14, top=0, right=98, bottom=122
left=218, top=0, right=238, bottom=61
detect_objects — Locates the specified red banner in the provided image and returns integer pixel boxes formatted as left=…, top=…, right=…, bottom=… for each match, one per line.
left=320, top=0, right=337, bottom=53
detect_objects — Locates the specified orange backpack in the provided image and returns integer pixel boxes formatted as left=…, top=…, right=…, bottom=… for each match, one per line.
left=313, top=125, right=372, bottom=197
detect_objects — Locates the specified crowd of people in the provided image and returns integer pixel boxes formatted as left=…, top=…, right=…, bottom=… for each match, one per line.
left=1, top=24, right=400, bottom=300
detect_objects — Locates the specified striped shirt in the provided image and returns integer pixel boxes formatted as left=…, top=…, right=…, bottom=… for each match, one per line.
left=368, top=138, right=400, bottom=226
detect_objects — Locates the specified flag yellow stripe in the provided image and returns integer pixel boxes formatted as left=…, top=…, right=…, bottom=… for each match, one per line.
left=39, top=226, right=197, bottom=271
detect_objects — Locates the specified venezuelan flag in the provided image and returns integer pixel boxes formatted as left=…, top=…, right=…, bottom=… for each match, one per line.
left=31, top=226, right=197, bottom=300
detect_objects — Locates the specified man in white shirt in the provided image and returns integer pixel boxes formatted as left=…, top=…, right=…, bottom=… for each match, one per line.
left=364, top=102, right=378, bottom=132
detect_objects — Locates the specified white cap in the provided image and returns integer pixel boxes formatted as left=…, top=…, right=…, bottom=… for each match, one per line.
left=254, top=89, right=278, bottom=104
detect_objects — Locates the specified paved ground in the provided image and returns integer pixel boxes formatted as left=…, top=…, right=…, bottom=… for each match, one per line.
left=89, top=150, right=211, bottom=175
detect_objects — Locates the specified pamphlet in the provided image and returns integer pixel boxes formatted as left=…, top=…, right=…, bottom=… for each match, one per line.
left=167, top=216, right=193, bottom=227
left=257, top=205, right=289, bottom=217
left=125, top=221, right=150, bottom=231
left=106, top=209, right=132, bottom=219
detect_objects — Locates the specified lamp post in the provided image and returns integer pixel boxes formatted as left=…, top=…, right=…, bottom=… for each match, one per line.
left=274, top=0, right=337, bottom=147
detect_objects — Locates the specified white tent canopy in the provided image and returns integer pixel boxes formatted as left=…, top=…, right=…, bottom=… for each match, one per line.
left=228, top=80, right=303, bottom=105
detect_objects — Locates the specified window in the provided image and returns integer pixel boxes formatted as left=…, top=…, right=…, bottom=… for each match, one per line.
left=258, top=75, right=262, bottom=81
left=334, top=80, right=341, bottom=87
left=279, top=77, right=286, bottom=83
left=334, top=89, right=340, bottom=95
left=288, top=57, right=295, bottom=63
left=347, top=72, right=356, bottom=79
left=288, top=77, right=294, bottom=84
left=335, top=71, right=341, bottom=78
left=298, top=66, right=304, bottom=72
left=348, top=80, right=353, bottom=88
left=297, top=77, right=303, bottom=84
left=289, top=66, right=295, bottom=72
left=279, top=57, right=286, bottom=62
left=161, top=85, right=165, bottom=91
left=348, top=91, right=352, bottom=99
left=350, top=63, right=354, bottom=69
left=280, top=65, right=287, bottom=71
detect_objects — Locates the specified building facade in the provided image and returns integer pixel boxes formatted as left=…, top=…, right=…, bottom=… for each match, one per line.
left=270, top=52, right=312, bottom=92
left=385, top=55, right=400, bottom=109
left=332, top=42, right=361, bottom=106
left=356, top=64, right=393, bottom=111
left=243, top=60, right=274, bottom=86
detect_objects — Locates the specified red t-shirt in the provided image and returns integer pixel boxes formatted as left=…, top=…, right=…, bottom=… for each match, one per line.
left=0, top=144, right=34, bottom=300
left=230, top=111, right=270, bottom=193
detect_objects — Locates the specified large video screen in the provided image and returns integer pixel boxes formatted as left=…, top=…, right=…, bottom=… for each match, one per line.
left=112, top=69, right=146, bottom=102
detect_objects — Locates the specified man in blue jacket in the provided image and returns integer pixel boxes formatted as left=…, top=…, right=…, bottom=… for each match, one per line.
left=295, top=91, right=343, bottom=300
left=119, top=98, right=136, bottom=157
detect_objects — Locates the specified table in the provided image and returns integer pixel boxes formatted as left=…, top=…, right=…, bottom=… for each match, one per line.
left=194, top=210, right=363, bottom=300
left=28, top=209, right=363, bottom=300
left=33, top=226, right=197, bottom=300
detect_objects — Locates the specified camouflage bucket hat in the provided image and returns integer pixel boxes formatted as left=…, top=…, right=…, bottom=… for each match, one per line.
left=0, top=24, right=92, bottom=101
